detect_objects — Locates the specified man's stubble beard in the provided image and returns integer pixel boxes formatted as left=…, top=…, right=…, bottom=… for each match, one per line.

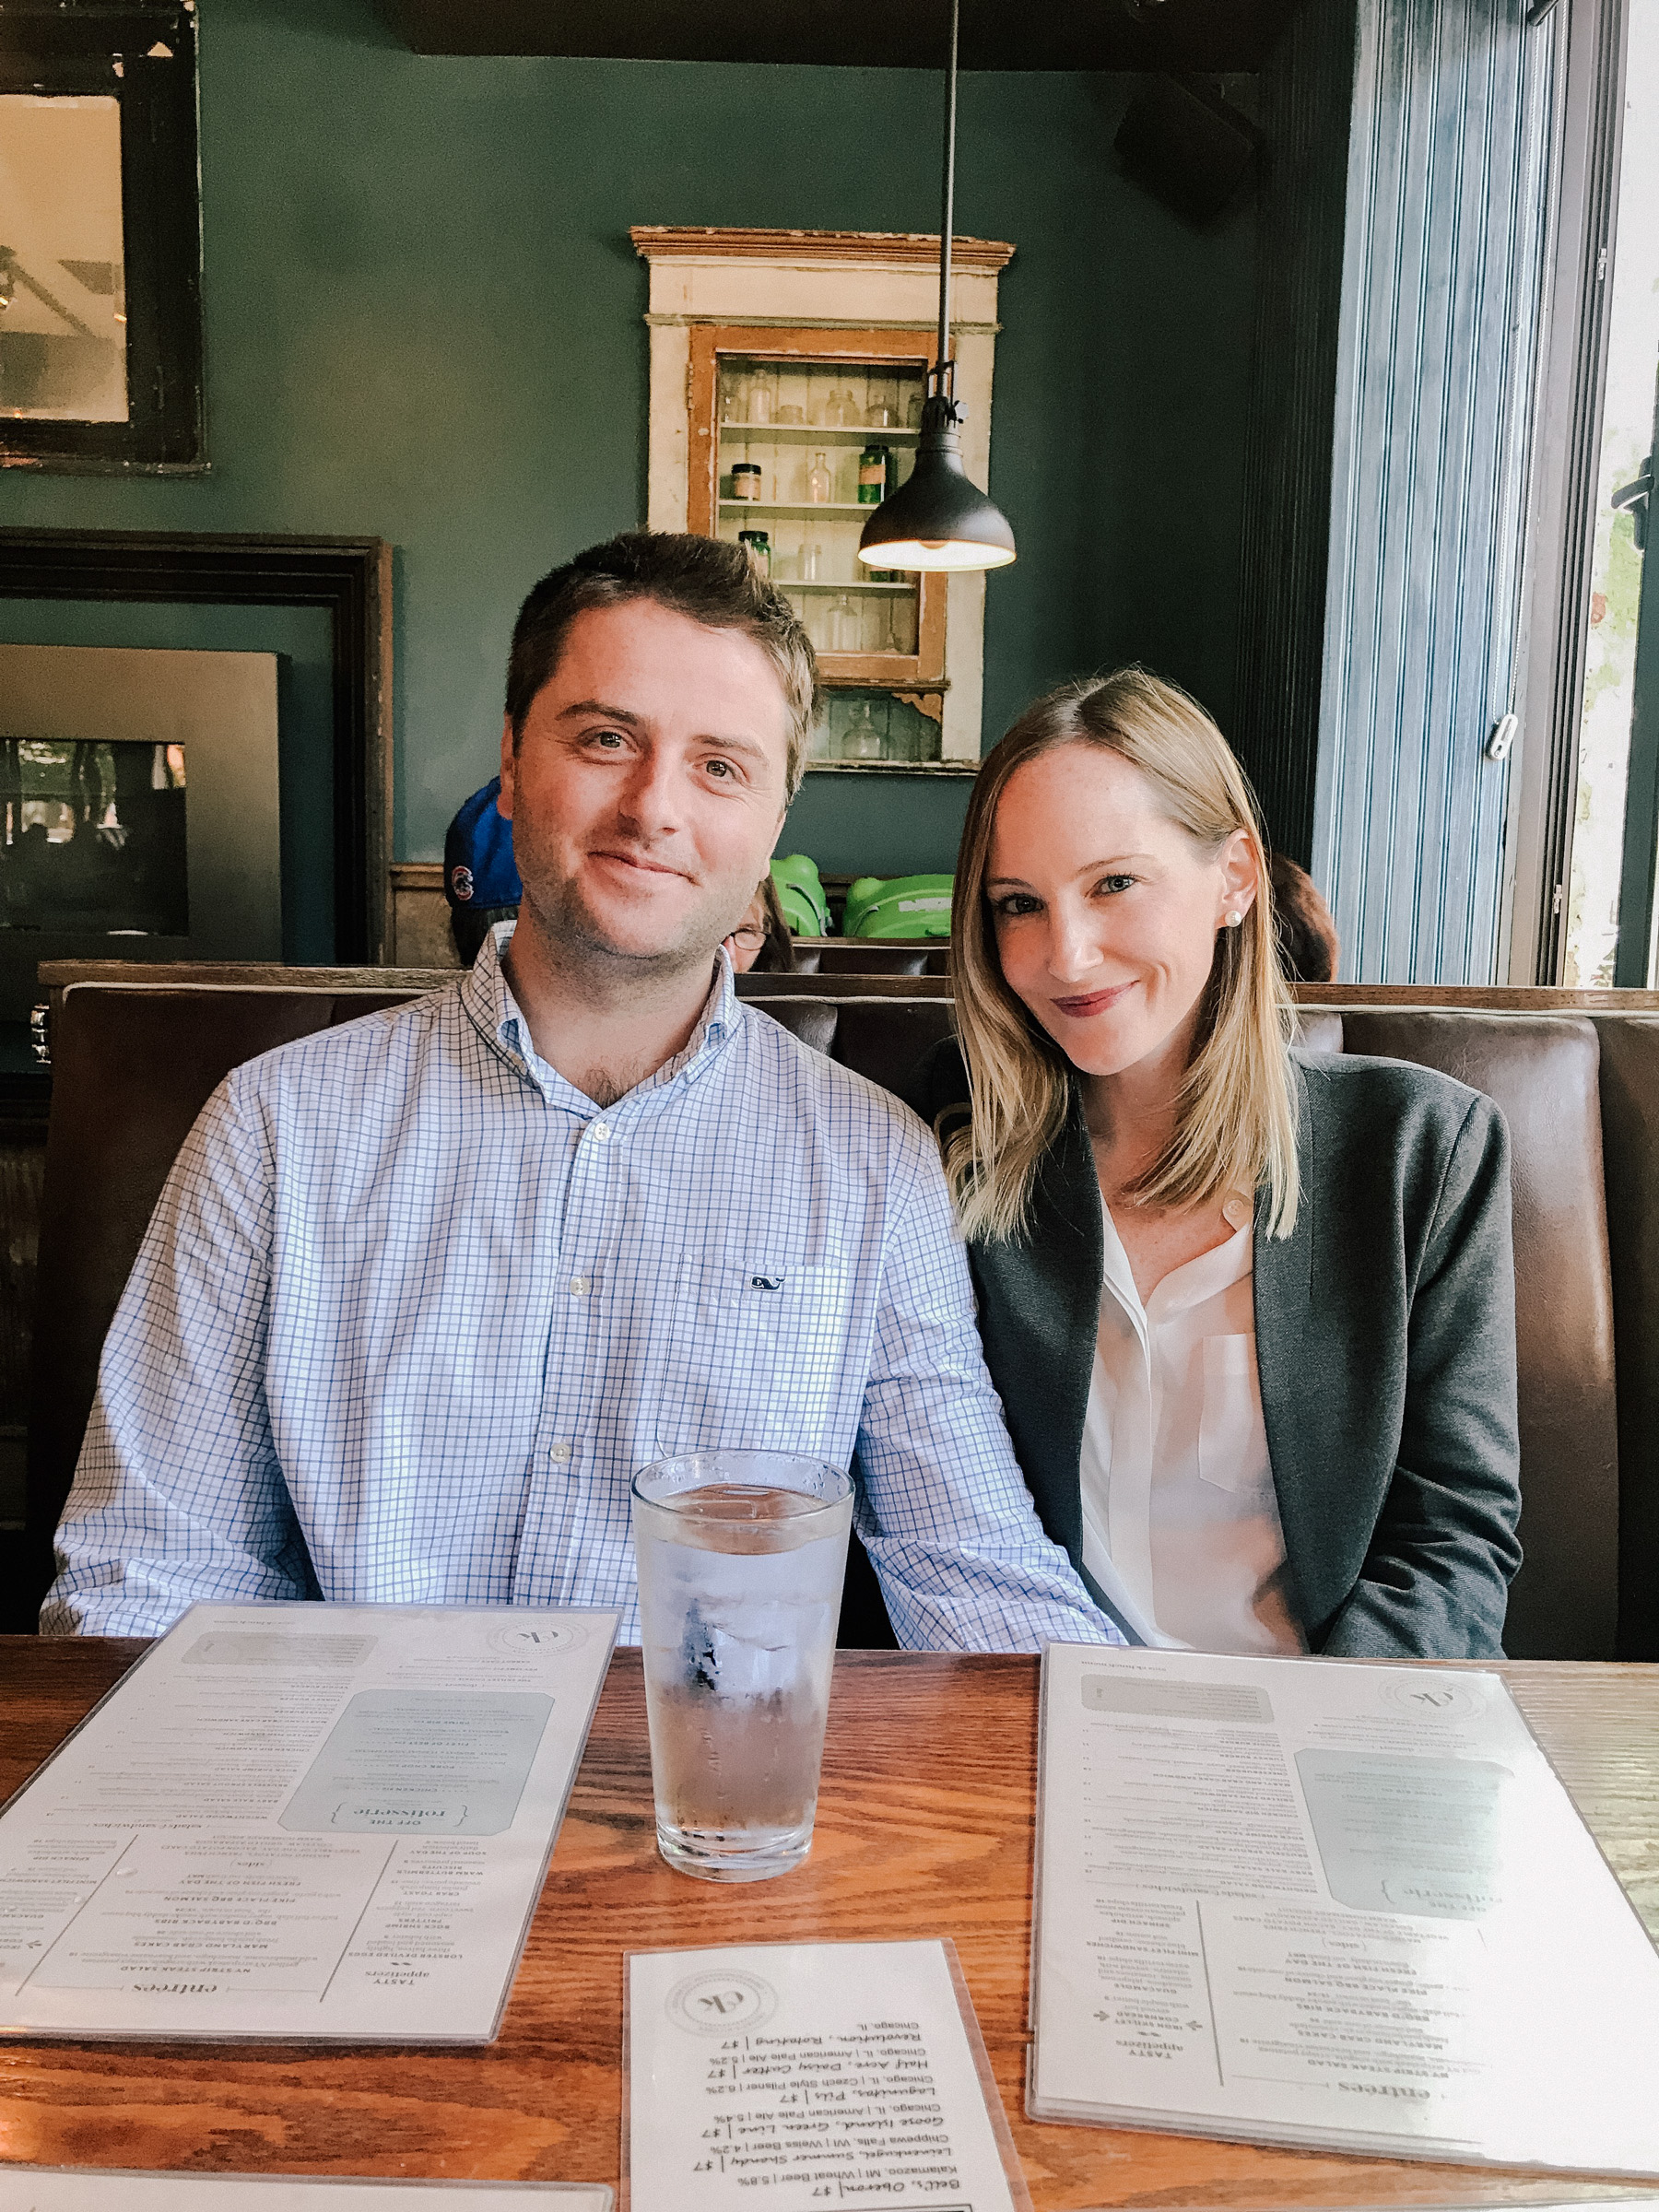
left=516, top=853, right=751, bottom=994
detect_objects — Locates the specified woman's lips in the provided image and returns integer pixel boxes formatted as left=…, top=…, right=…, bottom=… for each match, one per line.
left=1051, top=982, right=1135, bottom=1018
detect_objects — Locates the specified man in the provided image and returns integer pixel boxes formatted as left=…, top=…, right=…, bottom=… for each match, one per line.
left=443, top=774, right=522, bottom=964
left=45, top=532, right=1120, bottom=1653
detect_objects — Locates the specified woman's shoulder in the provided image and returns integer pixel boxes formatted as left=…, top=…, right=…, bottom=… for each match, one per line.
left=1292, top=1045, right=1506, bottom=1154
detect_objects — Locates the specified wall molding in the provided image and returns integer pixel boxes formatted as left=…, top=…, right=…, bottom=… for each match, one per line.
left=630, top=227, right=1014, bottom=273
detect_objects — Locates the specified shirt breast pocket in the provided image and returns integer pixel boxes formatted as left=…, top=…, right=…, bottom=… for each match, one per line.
left=1197, top=1333, right=1272, bottom=1498
left=653, top=1255, right=853, bottom=1457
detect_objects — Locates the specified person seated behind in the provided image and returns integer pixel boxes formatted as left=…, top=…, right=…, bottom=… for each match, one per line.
left=445, top=774, right=523, bottom=965
left=1268, top=853, right=1339, bottom=983
left=908, top=667, right=1521, bottom=1659
left=44, top=531, right=1120, bottom=1656
left=725, top=872, right=796, bottom=974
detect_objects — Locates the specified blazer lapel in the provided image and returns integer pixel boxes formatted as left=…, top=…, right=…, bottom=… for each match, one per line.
left=970, top=1081, right=1101, bottom=1566
left=1254, top=1056, right=1335, bottom=1632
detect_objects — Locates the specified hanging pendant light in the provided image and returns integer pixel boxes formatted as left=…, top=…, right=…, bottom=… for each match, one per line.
left=858, top=0, right=1016, bottom=575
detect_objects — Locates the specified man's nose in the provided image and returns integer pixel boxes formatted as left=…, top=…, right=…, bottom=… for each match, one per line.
left=615, top=747, right=685, bottom=841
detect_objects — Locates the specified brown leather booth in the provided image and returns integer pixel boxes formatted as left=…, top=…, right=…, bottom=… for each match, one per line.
left=18, top=964, right=1657, bottom=1663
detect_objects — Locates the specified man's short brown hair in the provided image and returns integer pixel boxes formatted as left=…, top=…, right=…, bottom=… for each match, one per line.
left=505, top=531, right=818, bottom=800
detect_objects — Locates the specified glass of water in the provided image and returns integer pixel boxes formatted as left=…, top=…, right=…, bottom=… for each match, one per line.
left=631, top=1450, right=854, bottom=1883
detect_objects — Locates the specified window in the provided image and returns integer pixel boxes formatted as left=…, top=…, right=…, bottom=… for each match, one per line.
left=1561, top=0, right=1659, bottom=983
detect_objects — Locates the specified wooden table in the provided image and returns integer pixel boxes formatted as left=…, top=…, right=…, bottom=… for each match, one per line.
left=1, top=1641, right=1655, bottom=2207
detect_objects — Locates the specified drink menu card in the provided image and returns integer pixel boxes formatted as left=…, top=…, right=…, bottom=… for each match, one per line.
left=0, top=1602, right=618, bottom=2043
left=0, top=2176, right=611, bottom=2211
left=627, top=1940, right=1030, bottom=2212
left=1030, top=1645, right=1659, bottom=2175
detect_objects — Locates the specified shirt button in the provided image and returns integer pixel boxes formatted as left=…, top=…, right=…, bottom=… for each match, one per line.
left=548, top=1439, right=572, bottom=1465
left=569, top=1276, right=589, bottom=1297
left=1222, top=1194, right=1252, bottom=1230
left=589, top=1123, right=610, bottom=1143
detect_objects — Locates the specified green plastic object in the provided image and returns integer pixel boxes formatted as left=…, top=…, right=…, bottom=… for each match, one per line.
left=770, top=853, right=830, bottom=937
left=842, top=872, right=954, bottom=940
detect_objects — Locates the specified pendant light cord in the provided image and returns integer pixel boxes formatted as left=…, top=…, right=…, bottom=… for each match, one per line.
left=935, top=0, right=959, bottom=405
left=857, top=0, right=1016, bottom=568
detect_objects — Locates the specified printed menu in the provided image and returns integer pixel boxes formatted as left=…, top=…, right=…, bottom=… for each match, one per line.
left=0, top=2175, right=610, bottom=2210
left=627, top=1940, right=1030, bottom=2212
left=1030, top=1645, right=1659, bottom=2174
left=0, top=1602, right=618, bottom=2042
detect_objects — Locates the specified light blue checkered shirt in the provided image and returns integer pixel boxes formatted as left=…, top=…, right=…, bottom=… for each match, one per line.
left=44, top=934, right=1121, bottom=1652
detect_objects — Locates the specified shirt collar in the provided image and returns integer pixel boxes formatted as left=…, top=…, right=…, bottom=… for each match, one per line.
left=1099, top=1188, right=1254, bottom=1337
left=459, top=921, right=740, bottom=1109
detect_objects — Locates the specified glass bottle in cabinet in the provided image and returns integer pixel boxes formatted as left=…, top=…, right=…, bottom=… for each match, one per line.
left=806, top=451, right=832, bottom=504
left=843, top=700, right=883, bottom=760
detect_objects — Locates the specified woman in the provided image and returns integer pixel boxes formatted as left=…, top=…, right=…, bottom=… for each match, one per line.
left=911, top=669, right=1520, bottom=1658
left=1268, top=853, right=1340, bottom=982
left=724, top=873, right=796, bottom=974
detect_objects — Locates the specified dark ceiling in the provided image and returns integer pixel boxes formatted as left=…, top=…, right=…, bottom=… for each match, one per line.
left=370, top=0, right=1305, bottom=71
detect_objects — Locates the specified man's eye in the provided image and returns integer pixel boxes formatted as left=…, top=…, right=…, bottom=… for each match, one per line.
left=704, top=758, right=737, bottom=781
left=590, top=729, right=627, bottom=749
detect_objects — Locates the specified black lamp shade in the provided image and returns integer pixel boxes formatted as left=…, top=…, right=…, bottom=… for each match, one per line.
left=857, top=400, right=1016, bottom=572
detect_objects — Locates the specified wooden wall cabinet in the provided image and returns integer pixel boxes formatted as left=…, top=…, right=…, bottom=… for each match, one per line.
left=634, top=227, right=1012, bottom=772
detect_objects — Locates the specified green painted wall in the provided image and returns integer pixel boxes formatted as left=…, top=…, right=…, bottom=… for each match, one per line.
left=0, top=0, right=1255, bottom=882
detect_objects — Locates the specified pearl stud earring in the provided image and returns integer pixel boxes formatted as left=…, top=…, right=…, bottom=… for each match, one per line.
left=1225, top=910, right=1243, bottom=927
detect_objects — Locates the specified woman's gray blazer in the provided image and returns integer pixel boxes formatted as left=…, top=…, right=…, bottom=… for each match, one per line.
left=908, top=1042, right=1524, bottom=1659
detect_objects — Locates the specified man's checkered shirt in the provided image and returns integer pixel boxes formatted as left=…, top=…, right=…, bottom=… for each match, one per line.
left=44, top=934, right=1122, bottom=1651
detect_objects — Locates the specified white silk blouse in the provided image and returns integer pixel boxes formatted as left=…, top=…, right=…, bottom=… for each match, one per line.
left=1077, top=1191, right=1307, bottom=1655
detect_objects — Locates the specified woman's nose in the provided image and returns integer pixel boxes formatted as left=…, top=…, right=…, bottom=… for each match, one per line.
left=1045, top=904, right=1101, bottom=982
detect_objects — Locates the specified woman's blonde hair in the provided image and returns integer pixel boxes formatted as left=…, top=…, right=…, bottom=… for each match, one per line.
left=947, top=666, right=1300, bottom=1243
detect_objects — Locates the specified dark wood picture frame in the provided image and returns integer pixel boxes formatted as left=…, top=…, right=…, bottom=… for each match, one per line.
left=0, top=0, right=206, bottom=472
left=0, top=529, right=394, bottom=962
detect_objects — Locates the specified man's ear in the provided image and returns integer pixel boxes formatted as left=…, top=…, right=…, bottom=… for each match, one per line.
left=498, top=714, right=516, bottom=818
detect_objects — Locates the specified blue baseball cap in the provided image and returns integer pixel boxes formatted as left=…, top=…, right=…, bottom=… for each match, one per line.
left=444, top=777, right=523, bottom=911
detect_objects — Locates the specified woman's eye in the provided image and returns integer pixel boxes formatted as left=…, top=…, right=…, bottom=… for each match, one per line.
left=992, top=893, right=1041, bottom=918
left=1096, top=874, right=1136, bottom=896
